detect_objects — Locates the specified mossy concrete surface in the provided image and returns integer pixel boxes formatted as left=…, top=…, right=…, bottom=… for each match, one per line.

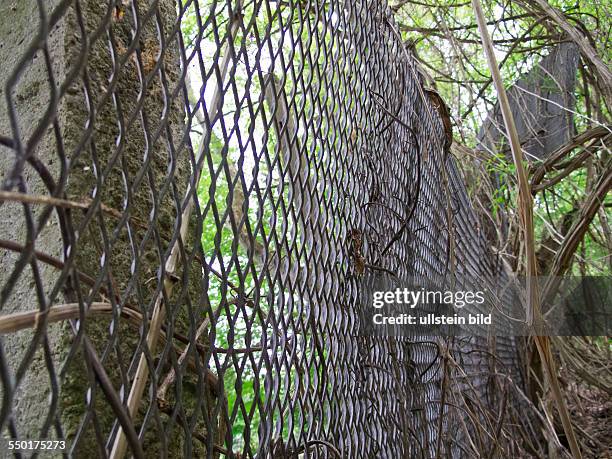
left=0, top=0, right=221, bottom=456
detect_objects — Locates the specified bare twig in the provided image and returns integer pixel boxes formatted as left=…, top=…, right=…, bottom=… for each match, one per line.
left=157, top=316, right=211, bottom=402
left=0, top=239, right=101, bottom=295
left=0, top=302, right=112, bottom=334
left=0, top=190, right=147, bottom=228
left=0, top=302, right=218, bottom=372
left=82, top=337, right=145, bottom=459
left=541, top=163, right=612, bottom=301
left=530, top=125, right=611, bottom=189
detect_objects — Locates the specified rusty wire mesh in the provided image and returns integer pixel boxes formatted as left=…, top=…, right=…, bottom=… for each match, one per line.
left=0, top=0, right=535, bottom=457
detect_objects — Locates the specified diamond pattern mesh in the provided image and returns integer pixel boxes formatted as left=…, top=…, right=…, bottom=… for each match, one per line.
left=0, top=0, right=527, bottom=457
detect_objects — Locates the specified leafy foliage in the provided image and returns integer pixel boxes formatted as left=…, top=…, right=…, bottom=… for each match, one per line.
left=393, top=0, right=611, bottom=275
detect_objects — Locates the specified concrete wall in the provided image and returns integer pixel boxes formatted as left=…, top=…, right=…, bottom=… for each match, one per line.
left=0, top=0, right=68, bottom=446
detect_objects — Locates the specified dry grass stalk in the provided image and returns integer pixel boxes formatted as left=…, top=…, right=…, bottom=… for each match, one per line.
left=471, top=0, right=582, bottom=457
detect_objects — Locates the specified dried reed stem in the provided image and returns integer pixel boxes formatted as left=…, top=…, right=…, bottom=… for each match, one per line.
left=157, top=316, right=210, bottom=402
left=471, top=1, right=582, bottom=457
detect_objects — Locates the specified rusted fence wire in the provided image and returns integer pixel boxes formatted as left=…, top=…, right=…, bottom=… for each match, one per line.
left=0, top=0, right=540, bottom=457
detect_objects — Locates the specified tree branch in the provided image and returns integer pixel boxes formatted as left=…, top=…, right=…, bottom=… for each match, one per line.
left=541, top=162, right=612, bottom=301
left=530, top=125, right=611, bottom=190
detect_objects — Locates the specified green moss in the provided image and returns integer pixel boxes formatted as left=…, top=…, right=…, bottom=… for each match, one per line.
left=55, top=1, right=223, bottom=455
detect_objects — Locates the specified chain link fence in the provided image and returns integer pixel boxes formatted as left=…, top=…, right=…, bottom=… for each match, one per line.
left=0, top=0, right=538, bottom=457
